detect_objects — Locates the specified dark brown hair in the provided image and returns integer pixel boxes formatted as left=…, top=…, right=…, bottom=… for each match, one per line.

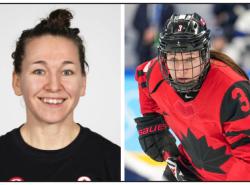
left=12, top=9, right=88, bottom=76
left=210, top=50, right=249, bottom=80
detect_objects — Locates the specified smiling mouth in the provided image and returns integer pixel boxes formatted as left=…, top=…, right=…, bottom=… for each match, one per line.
left=39, top=97, right=67, bottom=105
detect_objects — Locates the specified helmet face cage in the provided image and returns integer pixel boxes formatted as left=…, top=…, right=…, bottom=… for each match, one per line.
left=158, top=13, right=211, bottom=93
left=158, top=48, right=210, bottom=93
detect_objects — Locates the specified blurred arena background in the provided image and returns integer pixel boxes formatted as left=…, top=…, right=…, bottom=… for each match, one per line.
left=125, top=3, right=250, bottom=181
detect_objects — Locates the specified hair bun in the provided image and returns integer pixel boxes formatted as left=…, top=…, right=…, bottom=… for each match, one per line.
left=47, top=9, right=73, bottom=28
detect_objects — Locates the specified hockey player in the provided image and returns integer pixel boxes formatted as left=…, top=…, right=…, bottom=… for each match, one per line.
left=135, top=13, right=250, bottom=181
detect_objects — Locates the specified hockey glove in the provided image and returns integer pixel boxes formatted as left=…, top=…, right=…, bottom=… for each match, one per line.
left=135, top=113, right=179, bottom=162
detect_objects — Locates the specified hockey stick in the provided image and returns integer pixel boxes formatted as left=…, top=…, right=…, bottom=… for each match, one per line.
left=165, top=157, right=186, bottom=181
left=163, top=154, right=200, bottom=181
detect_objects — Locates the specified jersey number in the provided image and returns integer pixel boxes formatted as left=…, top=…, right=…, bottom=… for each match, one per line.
left=232, top=87, right=250, bottom=112
left=178, top=25, right=183, bottom=32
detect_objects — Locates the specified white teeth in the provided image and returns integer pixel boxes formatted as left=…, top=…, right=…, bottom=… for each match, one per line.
left=41, top=98, right=64, bottom=104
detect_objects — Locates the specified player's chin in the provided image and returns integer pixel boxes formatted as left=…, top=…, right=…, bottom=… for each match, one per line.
left=176, top=78, right=192, bottom=83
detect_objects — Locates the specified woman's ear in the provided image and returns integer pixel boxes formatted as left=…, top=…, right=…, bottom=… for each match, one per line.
left=12, top=72, right=22, bottom=96
left=80, top=77, right=86, bottom=97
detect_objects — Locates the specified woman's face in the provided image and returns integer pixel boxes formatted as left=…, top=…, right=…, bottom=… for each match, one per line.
left=166, top=51, right=204, bottom=84
left=13, top=35, right=86, bottom=124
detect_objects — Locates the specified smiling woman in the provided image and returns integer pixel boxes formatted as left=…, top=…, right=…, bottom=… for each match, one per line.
left=13, top=35, right=86, bottom=126
left=0, top=8, right=120, bottom=182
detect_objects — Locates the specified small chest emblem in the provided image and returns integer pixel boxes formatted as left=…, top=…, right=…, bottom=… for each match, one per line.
left=77, top=176, right=92, bottom=181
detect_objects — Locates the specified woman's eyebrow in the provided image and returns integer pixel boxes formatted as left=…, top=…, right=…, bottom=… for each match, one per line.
left=32, top=60, right=46, bottom=65
left=31, top=60, right=75, bottom=65
left=62, top=61, right=75, bottom=65
left=167, top=56, right=199, bottom=61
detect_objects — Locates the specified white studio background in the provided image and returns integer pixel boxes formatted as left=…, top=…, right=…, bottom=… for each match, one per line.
left=0, top=4, right=121, bottom=146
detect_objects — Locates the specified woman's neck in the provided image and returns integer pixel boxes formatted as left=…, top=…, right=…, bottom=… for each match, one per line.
left=20, top=121, right=80, bottom=150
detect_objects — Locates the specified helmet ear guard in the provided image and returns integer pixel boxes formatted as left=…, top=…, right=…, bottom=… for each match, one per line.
left=158, top=13, right=211, bottom=93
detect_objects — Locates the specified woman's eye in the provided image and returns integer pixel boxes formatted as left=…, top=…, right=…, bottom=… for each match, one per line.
left=33, top=69, right=45, bottom=75
left=63, top=70, right=74, bottom=76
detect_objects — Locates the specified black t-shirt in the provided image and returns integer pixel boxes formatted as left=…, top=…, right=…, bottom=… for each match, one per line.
left=0, top=124, right=120, bottom=182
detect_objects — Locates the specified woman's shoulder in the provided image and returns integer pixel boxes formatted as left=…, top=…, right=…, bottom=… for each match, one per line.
left=210, top=59, right=246, bottom=81
left=0, top=128, right=19, bottom=150
left=78, top=125, right=121, bottom=180
left=79, top=125, right=120, bottom=152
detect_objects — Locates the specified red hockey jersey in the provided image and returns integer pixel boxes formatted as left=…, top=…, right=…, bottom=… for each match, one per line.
left=135, top=58, right=250, bottom=181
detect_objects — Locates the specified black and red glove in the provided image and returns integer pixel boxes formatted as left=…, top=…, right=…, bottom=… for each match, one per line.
left=135, top=113, right=200, bottom=181
left=135, top=113, right=179, bottom=162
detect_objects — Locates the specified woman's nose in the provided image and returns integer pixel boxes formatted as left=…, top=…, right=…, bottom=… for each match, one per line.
left=45, top=74, right=61, bottom=92
left=175, top=61, right=185, bottom=71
